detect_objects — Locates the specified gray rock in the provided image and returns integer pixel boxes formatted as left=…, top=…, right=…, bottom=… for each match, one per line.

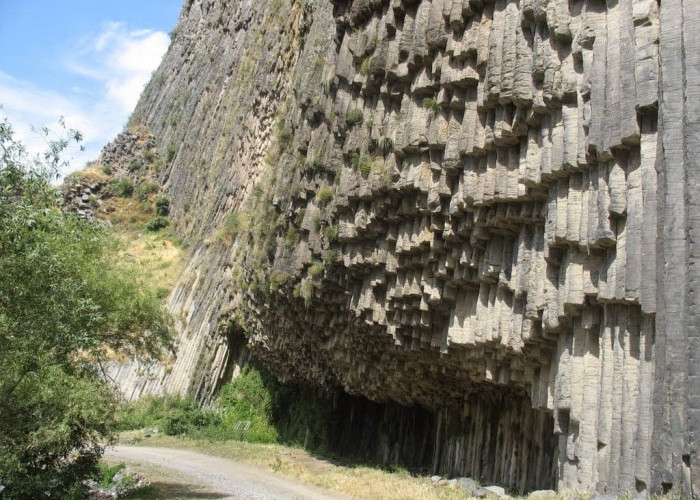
left=454, top=477, right=480, bottom=493
left=483, top=485, right=507, bottom=497
left=99, top=0, right=699, bottom=496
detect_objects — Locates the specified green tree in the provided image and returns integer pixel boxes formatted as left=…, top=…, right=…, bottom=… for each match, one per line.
left=0, top=118, right=172, bottom=498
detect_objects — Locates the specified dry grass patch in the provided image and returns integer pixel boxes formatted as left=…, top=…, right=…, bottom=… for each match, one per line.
left=66, top=163, right=111, bottom=183
left=118, top=231, right=185, bottom=299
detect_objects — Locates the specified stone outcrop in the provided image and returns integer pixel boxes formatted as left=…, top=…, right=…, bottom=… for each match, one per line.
left=105, top=0, right=698, bottom=496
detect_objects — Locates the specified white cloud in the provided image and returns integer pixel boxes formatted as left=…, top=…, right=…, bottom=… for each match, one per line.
left=0, top=23, right=170, bottom=177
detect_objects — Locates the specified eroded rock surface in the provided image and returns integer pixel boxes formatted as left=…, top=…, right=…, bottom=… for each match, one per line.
left=105, top=0, right=698, bottom=496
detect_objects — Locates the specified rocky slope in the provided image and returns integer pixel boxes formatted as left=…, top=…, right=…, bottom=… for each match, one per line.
left=104, top=0, right=698, bottom=496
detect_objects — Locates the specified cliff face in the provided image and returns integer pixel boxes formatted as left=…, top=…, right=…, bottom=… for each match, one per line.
left=106, top=0, right=699, bottom=496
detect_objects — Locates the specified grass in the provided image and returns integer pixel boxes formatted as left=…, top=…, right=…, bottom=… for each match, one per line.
left=345, top=109, right=364, bottom=127
left=116, top=434, right=468, bottom=500
left=316, top=186, right=333, bottom=206
left=95, top=195, right=185, bottom=304
left=360, top=57, right=372, bottom=76
left=422, top=98, right=440, bottom=114
left=65, top=163, right=111, bottom=184
left=116, top=230, right=185, bottom=303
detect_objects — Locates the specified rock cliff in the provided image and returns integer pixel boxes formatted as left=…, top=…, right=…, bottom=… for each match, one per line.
left=104, top=0, right=699, bottom=496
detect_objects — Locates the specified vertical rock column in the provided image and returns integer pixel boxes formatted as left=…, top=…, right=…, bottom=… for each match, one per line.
left=653, top=0, right=700, bottom=496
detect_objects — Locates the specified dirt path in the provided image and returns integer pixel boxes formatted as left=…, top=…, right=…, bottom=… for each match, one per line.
left=105, top=446, right=353, bottom=500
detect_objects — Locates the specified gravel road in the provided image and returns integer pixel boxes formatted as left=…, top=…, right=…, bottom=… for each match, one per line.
left=105, top=446, right=352, bottom=500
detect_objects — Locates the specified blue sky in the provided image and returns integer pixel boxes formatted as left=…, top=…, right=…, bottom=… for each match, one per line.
left=0, top=1, right=182, bottom=175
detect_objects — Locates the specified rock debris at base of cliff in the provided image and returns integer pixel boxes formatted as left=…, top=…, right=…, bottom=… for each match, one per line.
left=102, top=0, right=699, bottom=497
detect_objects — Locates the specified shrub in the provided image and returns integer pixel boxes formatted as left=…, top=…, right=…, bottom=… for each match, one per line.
left=323, top=225, right=339, bottom=242
left=359, top=156, right=374, bottom=177
left=324, top=249, right=339, bottom=264
left=101, top=164, right=112, bottom=175
left=162, top=406, right=220, bottom=436
left=349, top=152, right=360, bottom=169
left=111, top=177, right=134, bottom=198
left=284, top=227, right=301, bottom=247
left=146, top=216, right=169, bottom=232
left=137, top=182, right=159, bottom=201
left=155, top=196, right=170, bottom=216
left=316, top=186, right=333, bottom=206
left=308, top=260, right=325, bottom=278
left=215, top=365, right=279, bottom=443
left=345, top=109, right=364, bottom=127
left=276, top=124, right=293, bottom=148
left=143, top=148, right=156, bottom=163
left=216, top=211, right=247, bottom=244
left=128, top=159, right=141, bottom=172
left=269, top=270, right=290, bottom=291
left=294, top=208, right=306, bottom=226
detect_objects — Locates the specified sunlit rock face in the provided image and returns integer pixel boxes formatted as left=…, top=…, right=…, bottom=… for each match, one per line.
left=107, top=0, right=698, bottom=495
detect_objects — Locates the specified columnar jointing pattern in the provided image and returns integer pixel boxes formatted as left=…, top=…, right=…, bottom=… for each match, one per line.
left=248, top=0, right=663, bottom=494
left=105, top=0, right=698, bottom=495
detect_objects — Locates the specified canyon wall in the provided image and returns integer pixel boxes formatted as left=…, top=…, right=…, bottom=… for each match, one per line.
left=105, top=0, right=699, bottom=496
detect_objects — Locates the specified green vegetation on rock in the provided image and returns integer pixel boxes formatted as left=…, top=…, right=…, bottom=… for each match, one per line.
left=345, top=109, right=364, bottom=127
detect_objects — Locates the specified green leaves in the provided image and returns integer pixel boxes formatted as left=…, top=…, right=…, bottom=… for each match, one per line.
left=0, top=118, right=172, bottom=498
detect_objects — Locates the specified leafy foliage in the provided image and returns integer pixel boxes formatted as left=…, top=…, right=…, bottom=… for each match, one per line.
left=0, top=118, right=171, bottom=498
left=110, top=177, right=135, bottom=197
left=155, top=196, right=170, bottom=216
left=146, top=216, right=169, bottom=232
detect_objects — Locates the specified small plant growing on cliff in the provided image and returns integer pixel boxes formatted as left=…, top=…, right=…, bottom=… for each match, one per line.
left=143, top=148, right=156, bottom=163
left=345, top=109, right=364, bottom=127
left=422, top=97, right=440, bottom=114
left=316, top=186, right=333, bottom=206
left=359, top=155, right=374, bottom=178
left=269, top=270, right=291, bottom=292
left=323, top=248, right=339, bottom=265
left=101, top=164, right=112, bottom=175
left=300, top=279, right=314, bottom=306
left=216, top=211, right=248, bottom=244
left=349, top=152, right=360, bottom=170
left=323, top=225, right=339, bottom=242
left=360, top=57, right=372, bottom=76
left=373, top=135, right=394, bottom=154
left=308, top=260, right=325, bottom=279
left=284, top=227, right=301, bottom=247
left=277, top=124, right=293, bottom=148
left=295, top=208, right=306, bottom=226
left=166, top=143, right=177, bottom=163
